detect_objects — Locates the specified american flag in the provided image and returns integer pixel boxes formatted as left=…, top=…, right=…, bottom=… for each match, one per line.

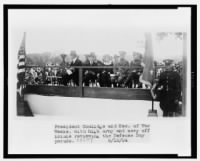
left=17, top=32, right=26, bottom=96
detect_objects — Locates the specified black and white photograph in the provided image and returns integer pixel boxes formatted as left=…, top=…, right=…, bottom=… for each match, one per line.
left=15, top=10, right=187, bottom=118
left=3, top=2, right=197, bottom=159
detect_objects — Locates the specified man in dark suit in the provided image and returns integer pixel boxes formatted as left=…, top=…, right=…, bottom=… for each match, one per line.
left=98, top=54, right=113, bottom=87
left=151, top=59, right=181, bottom=117
left=69, top=50, right=82, bottom=86
left=83, top=52, right=98, bottom=86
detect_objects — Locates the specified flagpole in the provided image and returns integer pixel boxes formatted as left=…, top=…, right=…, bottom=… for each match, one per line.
left=152, top=96, right=154, bottom=111
left=151, top=69, right=154, bottom=111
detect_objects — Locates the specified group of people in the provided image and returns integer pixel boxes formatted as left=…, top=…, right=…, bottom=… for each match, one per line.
left=25, top=50, right=182, bottom=90
left=25, top=50, right=146, bottom=88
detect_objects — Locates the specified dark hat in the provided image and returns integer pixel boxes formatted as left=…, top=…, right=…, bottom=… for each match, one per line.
left=163, top=59, right=174, bottom=66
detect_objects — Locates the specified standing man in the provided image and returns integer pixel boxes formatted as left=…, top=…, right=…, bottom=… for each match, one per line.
left=151, top=59, right=181, bottom=117
left=83, top=52, right=98, bottom=86
left=98, top=54, right=113, bottom=87
left=69, top=50, right=82, bottom=86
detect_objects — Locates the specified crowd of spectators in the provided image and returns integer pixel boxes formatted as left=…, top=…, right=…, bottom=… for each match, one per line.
left=24, top=50, right=183, bottom=89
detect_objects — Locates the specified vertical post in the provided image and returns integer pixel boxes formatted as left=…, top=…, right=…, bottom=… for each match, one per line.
left=79, top=68, right=83, bottom=97
left=182, top=33, right=187, bottom=116
left=151, top=65, right=157, bottom=111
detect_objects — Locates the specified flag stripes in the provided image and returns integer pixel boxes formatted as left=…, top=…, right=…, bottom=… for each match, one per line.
left=17, top=33, right=26, bottom=90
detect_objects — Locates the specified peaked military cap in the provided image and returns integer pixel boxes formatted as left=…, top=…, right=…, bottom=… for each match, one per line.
left=163, top=59, right=174, bottom=66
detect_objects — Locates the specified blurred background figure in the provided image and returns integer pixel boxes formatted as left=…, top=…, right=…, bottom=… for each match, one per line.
left=25, top=68, right=35, bottom=85
left=59, top=54, right=71, bottom=86
left=125, top=52, right=143, bottom=88
left=112, top=54, right=120, bottom=87
left=56, top=68, right=64, bottom=85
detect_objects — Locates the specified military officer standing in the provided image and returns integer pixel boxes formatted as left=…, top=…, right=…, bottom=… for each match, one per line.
left=151, top=59, right=181, bottom=117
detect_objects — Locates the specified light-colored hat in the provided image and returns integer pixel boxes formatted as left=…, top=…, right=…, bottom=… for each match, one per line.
left=102, top=54, right=112, bottom=61
left=70, top=50, right=77, bottom=57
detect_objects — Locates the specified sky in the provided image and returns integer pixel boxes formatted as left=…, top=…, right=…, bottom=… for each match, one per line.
left=9, top=8, right=190, bottom=61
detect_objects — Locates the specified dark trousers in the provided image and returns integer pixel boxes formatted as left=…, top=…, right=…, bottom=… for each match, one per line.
left=72, top=72, right=79, bottom=86
left=62, top=74, right=72, bottom=86
left=163, top=111, right=174, bottom=117
left=99, top=72, right=111, bottom=87
left=125, top=72, right=142, bottom=88
left=83, top=73, right=97, bottom=86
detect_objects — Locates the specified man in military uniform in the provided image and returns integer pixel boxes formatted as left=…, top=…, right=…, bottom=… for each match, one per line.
left=151, top=59, right=181, bottom=117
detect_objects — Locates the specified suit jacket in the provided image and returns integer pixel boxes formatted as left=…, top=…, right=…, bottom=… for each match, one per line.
left=70, top=58, right=82, bottom=66
left=83, top=60, right=98, bottom=74
left=70, top=58, right=82, bottom=75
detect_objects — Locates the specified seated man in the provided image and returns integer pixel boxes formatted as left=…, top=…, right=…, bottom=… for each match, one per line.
left=83, top=52, right=98, bottom=86
left=98, top=54, right=113, bottom=87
